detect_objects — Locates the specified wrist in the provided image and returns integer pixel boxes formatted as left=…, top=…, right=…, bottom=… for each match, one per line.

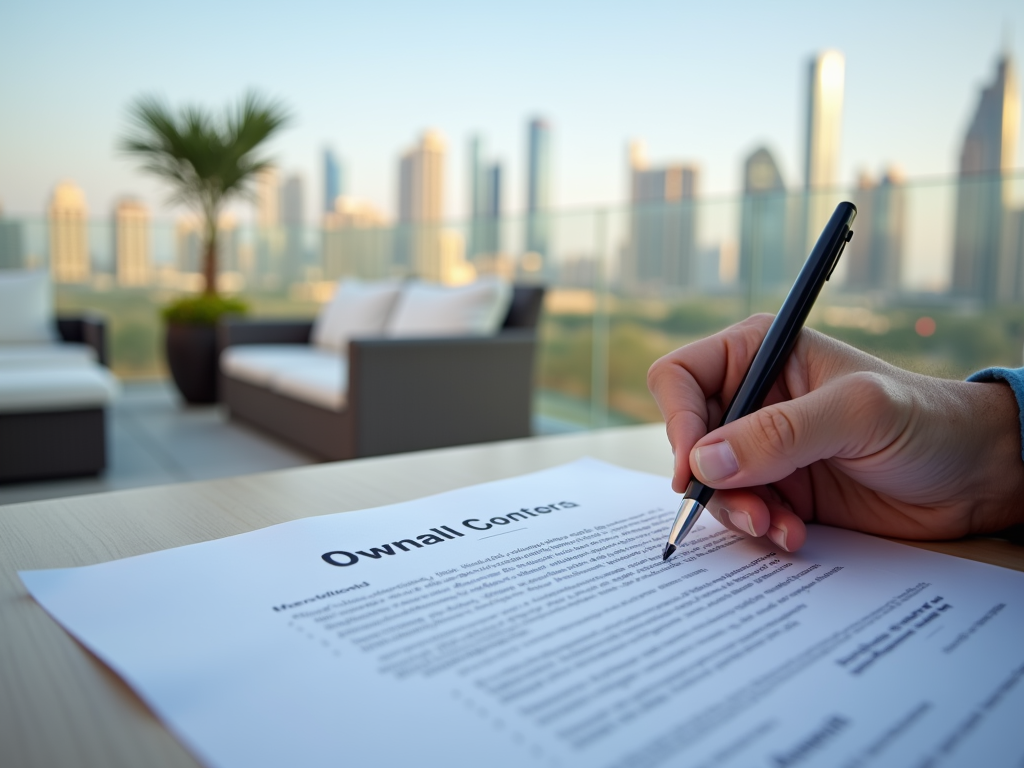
left=962, top=377, right=1024, bottom=533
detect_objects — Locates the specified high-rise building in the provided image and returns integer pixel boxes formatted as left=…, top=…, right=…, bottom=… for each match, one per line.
left=323, top=148, right=343, bottom=214
left=280, top=174, right=307, bottom=283
left=525, top=118, right=552, bottom=260
left=113, top=199, right=151, bottom=287
left=395, top=130, right=446, bottom=272
left=738, top=146, right=788, bottom=292
left=254, top=166, right=282, bottom=285
left=48, top=181, right=90, bottom=283
left=951, top=52, right=1020, bottom=300
left=482, top=162, right=503, bottom=255
left=466, top=136, right=504, bottom=258
left=256, top=167, right=279, bottom=228
left=626, top=141, right=700, bottom=291
left=845, top=167, right=906, bottom=292
left=802, top=50, right=845, bottom=251
left=397, top=130, right=445, bottom=223
left=280, top=175, right=304, bottom=225
left=467, top=134, right=487, bottom=259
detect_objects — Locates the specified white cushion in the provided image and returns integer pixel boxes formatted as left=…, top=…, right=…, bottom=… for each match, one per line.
left=385, top=278, right=512, bottom=338
left=0, top=366, right=120, bottom=413
left=0, top=343, right=97, bottom=369
left=220, top=345, right=336, bottom=387
left=220, top=345, right=348, bottom=411
left=310, top=279, right=403, bottom=353
left=0, top=271, right=56, bottom=344
left=270, top=357, right=348, bottom=411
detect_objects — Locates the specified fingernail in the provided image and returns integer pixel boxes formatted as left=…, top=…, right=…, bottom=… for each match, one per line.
left=767, top=525, right=788, bottom=551
left=728, top=509, right=756, bottom=537
left=694, top=441, right=739, bottom=482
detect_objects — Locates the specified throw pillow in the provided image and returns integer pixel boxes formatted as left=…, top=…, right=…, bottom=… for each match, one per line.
left=0, top=270, right=57, bottom=344
left=385, top=278, right=513, bottom=338
left=311, top=279, right=404, bottom=353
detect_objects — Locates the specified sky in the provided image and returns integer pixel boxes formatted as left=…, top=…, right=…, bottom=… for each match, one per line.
left=1, top=0, right=1022, bottom=224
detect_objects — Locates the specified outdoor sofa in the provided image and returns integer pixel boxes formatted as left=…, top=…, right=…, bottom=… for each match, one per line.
left=0, top=271, right=119, bottom=482
left=219, top=279, right=544, bottom=461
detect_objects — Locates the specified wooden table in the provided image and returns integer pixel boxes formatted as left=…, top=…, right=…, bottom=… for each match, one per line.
left=2, top=424, right=1022, bottom=768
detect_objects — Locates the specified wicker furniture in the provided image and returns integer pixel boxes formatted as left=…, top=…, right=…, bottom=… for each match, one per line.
left=0, top=314, right=117, bottom=483
left=219, top=285, right=544, bottom=461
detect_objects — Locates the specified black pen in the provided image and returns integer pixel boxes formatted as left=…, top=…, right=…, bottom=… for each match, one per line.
left=662, top=201, right=857, bottom=561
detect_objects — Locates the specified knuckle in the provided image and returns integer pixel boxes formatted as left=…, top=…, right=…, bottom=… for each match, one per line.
left=750, top=407, right=800, bottom=456
left=844, top=371, right=895, bottom=412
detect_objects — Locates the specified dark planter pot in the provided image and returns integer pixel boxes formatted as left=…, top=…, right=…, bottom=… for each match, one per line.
left=165, top=323, right=219, bottom=404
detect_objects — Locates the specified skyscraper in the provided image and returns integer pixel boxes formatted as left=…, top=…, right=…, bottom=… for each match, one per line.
left=323, top=148, right=342, bottom=214
left=467, top=134, right=487, bottom=258
left=738, top=146, right=788, bottom=292
left=802, top=50, right=845, bottom=252
left=280, top=174, right=307, bottom=283
left=525, top=118, right=552, bottom=260
left=481, top=162, right=503, bottom=256
left=626, top=141, right=700, bottom=291
left=397, top=130, right=445, bottom=223
left=951, top=52, right=1020, bottom=300
left=254, top=166, right=281, bottom=284
left=48, top=181, right=90, bottom=283
left=395, top=131, right=446, bottom=271
left=113, top=198, right=151, bottom=287
left=845, top=167, right=906, bottom=292
left=256, top=167, right=279, bottom=228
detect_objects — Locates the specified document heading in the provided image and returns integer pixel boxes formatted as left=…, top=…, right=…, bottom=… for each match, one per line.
left=321, top=501, right=580, bottom=567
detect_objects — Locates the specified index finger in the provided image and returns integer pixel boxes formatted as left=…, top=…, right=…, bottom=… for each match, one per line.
left=646, top=314, right=774, bottom=491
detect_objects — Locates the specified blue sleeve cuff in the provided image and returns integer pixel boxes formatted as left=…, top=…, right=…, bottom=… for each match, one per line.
left=967, top=366, right=1024, bottom=461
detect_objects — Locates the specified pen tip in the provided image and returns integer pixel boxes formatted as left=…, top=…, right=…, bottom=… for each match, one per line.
left=662, top=543, right=676, bottom=562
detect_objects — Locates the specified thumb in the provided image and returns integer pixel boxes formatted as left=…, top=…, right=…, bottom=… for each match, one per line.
left=689, top=372, right=907, bottom=489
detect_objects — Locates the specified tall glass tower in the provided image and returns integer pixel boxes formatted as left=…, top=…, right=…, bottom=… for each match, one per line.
left=802, top=50, right=845, bottom=256
left=323, top=148, right=342, bottom=214
left=525, top=118, right=552, bottom=259
left=467, top=135, right=486, bottom=258
left=951, top=53, right=1020, bottom=300
left=395, top=131, right=447, bottom=271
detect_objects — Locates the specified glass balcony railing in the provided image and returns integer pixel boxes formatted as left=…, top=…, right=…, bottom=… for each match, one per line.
left=2, top=170, right=1023, bottom=432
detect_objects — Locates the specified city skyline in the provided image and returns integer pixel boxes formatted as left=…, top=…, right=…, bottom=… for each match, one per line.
left=2, top=0, right=1022, bottom=221
left=5, top=45, right=1024, bottom=297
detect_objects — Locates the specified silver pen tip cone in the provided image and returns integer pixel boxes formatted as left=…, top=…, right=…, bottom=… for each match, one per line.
left=662, top=543, right=676, bottom=561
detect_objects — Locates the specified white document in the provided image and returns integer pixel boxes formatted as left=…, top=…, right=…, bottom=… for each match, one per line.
left=20, top=459, right=1024, bottom=768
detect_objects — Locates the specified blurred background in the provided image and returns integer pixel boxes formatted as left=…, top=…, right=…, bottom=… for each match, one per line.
left=2, top=0, right=1024, bottom=431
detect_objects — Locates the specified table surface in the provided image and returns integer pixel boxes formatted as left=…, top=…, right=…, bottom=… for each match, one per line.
left=3, top=423, right=1023, bottom=768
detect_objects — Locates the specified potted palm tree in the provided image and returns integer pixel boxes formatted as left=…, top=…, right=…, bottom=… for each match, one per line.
left=121, top=92, right=290, bottom=403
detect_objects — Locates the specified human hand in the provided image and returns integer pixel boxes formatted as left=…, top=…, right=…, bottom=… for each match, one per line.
left=646, top=314, right=1024, bottom=552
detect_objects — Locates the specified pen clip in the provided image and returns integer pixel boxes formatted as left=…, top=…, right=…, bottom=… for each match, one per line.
left=826, top=228, right=853, bottom=281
